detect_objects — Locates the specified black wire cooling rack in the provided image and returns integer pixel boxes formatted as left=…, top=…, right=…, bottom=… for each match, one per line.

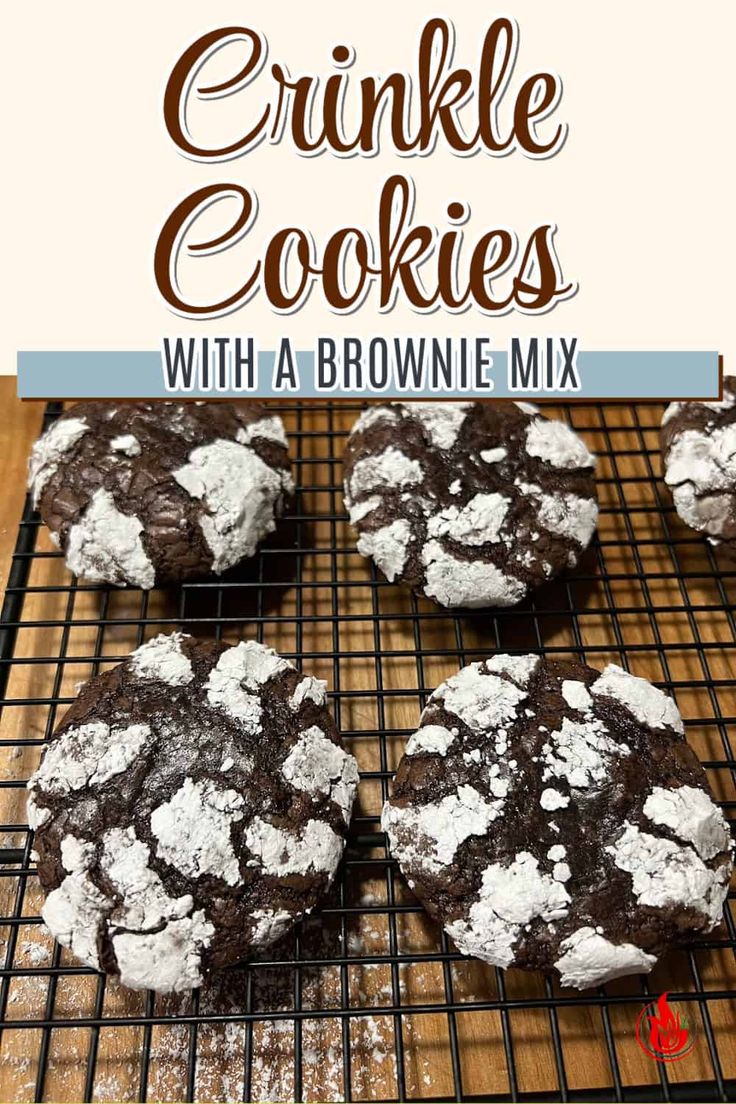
left=0, top=400, right=734, bottom=1103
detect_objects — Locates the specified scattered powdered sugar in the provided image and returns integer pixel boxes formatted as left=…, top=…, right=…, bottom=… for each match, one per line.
left=406, top=402, right=472, bottom=448
left=66, top=487, right=155, bottom=588
left=480, top=447, right=507, bottom=464
left=433, top=663, right=527, bottom=735
left=130, top=631, right=194, bottom=686
left=405, top=723, right=457, bottom=757
left=281, top=725, right=359, bottom=823
left=554, top=926, right=656, bottom=989
left=447, top=851, right=570, bottom=968
left=608, top=822, right=730, bottom=927
left=347, top=446, right=423, bottom=501
left=245, top=817, right=344, bottom=878
left=421, top=541, right=527, bottom=608
left=236, top=416, right=288, bottom=447
left=525, top=418, right=595, bottom=470
left=382, top=785, right=502, bottom=874
left=427, top=493, right=509, bottom=545
left=151, top=777, right=245, bottom=886
left=591, top=664, right=684, bottom=734
left=28, top=720, right=151, bottom=797
left=540, top=788, right=570, bottom=811
left=561, top=679, right=593, bottom=713
left=643, top=785, right=732, bottom=860
left=110, top=434, right=141, bottom=456
left=357, top=519, right=412, bottom=581
left=28, top=416, right=89, bottom=506
left=515, top=402, right=539, bottom=415
left=289, top=674, right=328, bottom=711
left=541, top=715, right=629, bottom=789
left=173, top=439, right=288, bottom=572
left=486, top=654, right=539, bottom=687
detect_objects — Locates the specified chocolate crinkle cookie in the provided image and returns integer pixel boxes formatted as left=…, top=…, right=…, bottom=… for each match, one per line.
left=383, top=655, right=733, bottom=989
left=661, top=377, right=736, bottom=551
left=27, top=401, right=293, bottom=587
left=27, top=632, right=358, bottom=993
left=343, top=402, right=598, bottom=608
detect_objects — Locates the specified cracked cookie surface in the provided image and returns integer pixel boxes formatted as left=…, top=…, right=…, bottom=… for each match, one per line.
left=28, top=401, right=293, bottom=587
left=28, top=633, right=358, bottom=992
left=343, top=402, right=597, bottom=608
left=383, top=655, right=733, bottom=989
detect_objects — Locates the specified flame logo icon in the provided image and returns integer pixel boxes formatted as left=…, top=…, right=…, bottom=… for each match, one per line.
left=635, top=992, right=695, bottom=1062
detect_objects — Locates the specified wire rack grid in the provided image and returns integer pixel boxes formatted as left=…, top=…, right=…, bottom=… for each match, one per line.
left=0, top=399, right=734, bottom=1103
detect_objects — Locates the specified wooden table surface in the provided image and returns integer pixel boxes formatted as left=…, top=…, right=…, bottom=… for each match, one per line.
left=0, top=382, right=733, bottom=1102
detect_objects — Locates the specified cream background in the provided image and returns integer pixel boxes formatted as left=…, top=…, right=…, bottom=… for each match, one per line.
left=1, top=1, right=733, bottom=374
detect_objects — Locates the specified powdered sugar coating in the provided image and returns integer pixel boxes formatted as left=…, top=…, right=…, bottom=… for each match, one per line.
left=432, top=663, right=527, bottom=735
left=591, top=664, right=684, bottom=734
left=28, top=417, right=89, bottom=507
left=407, top=403, right=472, bottom=448
left=357, top=519, right=412, bottom=581
left=281, top=725, right=359, bottom=822
left=347, top=446, right=423, bottom=501
left=422, top=542, right=527, bottom=608
left=382, top=785, right=503, bottom=875
left=245, top=818, right=344, bottom=878
left=110, top=434, right=141, bottom=456
left=289, top=675, right=328, bottom=712
left=540, top=788, right=570, bottom=811
left=130, top=632, right=194, bottom=686
left=554, top=927, right=656, bottom=988
left=236, top=416, right=288, bottom=447
left=608, top=823, right=730, bottom=927
left=28, top=721, right=151, bottom=797
left=250, top=907, right=293, bottom=947
left=427, top=493, right=510, bottom=545
left=447, top=852, right=570, bottom=968
left=204, top=640, right=288, bottom=730
left=29, top=632, right=357, bottom=991
left=174, top=439, right=290, bottom=573
left=345, top=402, right=598, bottom=610
left=41, top=827, right=215, bottom=992
left=561, top=680, right=593, bottom=713
left=66, top=488, right=155, bottom=589
left=643, top=785, right=731, bottom=860
left=541, top=715, right=629, bottom=789
left=486, top=654, right=539, bottom=687
left=406, top=724, right=457, bottom=757
left=525, top=418, right=596, bottom=470
left=151, top=778, right=245, bottom=886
